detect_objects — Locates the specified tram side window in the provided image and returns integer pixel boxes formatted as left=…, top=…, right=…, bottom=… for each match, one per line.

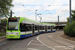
left=20, top=23, right=32, bottom=32
left=25, top=24, right=32, bottom=31
left=20, top=23, right=26, bottom=32
left=48, top=26, right=51, bottom=29
left=41, top=26, right=42, bottom=30
left=40, top=26, right=42, bottom=30
left=35, top=25, right=38, bottom=30
left=42, top=26, right=44, bottom=30
left=40, top=26, right=43, bottom=30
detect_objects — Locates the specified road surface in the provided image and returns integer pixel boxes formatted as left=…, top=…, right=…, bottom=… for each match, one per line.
left=0, top=31, right=75, bottom=50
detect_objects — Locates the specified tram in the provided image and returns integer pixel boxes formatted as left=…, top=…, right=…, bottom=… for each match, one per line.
left=6, top=17, right=56, bottom=39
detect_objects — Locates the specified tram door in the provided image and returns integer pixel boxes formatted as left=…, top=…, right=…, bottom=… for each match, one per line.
left=45, top=25, right=47, bottom=32
left=38, top=25, right=39, bottom=34
left=51, top=26, right=53, bottom=32
left=32, top=24, right=35, bottom=35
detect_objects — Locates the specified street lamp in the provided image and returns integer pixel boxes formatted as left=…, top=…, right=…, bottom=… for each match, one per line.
left=35, top=10, right=37, bottom=21
left=37, top=14, right=42, bottom=22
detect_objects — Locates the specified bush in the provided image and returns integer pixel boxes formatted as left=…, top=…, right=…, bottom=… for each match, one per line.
left=0, top=33, right=6, bottom=37
left=1, top=18, right=7, bottom=26
left=63, top=21, right=75, bottom=37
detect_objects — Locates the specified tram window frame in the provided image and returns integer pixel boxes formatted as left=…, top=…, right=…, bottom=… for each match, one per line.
left=40, top=26, right=42, bottom=30
left=35, top=25, right=38, bottom=30
left=20, top=23, right=32, bottom=32
left=20, top=23, right=26, bottom=32
left=40, top=26, right=44, bottom=30
left=42, top=26, right=45, bottom=30
left=25, top=24, right=32, bottom=31
left=48, top=26, right=51, bottom=29
left=41, top=26, right=43, bottom=30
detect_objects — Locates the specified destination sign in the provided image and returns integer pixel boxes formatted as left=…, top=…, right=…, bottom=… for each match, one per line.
left=10, top=18, right=17, bottom=20
left=9, top=18, right=19, bottom=22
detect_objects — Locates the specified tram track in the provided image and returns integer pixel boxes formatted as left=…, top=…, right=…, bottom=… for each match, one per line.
left=46, top=34, right=67, bottom=46
left=6, top=36, right=38, bottom=50
left=0, top=39, right=22, bottom=50
left=7, top=40, right=21, bottom=50
left=46, top=32, right=75, bottom=50
left=53, top=33, right=75, bottom=45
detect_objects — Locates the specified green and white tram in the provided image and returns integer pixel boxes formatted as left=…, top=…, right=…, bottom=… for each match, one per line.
left=6, top=17, right=56, bottom=39
left=42, top=23, right=56, bottom=32
left=6, top=17, right=39, bottom=38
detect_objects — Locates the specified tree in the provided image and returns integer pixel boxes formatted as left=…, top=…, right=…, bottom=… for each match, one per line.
left=14, top=16, right=16, bottom=17
left=0, top=0, right=14, bottom=18
left=1, top=18, right=7, bottom=25
left=67, top=10, right=75, bottom=23
left=71, top=10, right=75, bottom=21
left=64, top=10, right=75, bottom=37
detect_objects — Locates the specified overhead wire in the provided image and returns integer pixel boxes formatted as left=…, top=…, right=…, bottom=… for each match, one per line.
left=18, top=0, right=68, bottom=14
left=18, top=0, right=68, bottom=6
left=19, top=0, right=24, bottom=6
left=48, top=0, right=55, bottom=14
left=50, top=0, right=55, bottom=6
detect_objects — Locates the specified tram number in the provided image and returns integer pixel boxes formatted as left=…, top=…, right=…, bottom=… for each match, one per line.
left=11, top=32, right=13, bottom=34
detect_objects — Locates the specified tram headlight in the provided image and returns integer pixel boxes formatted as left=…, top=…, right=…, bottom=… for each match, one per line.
left=7, top=33, right=9, bottom=35
left=16, top=33, right=19, bottom=35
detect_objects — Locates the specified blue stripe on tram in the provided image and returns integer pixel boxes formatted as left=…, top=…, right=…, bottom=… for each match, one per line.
left=20, top=34, right=32, bottom=38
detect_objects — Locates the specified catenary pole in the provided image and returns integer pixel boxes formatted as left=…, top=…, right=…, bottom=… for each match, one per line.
left=70, top=0, right=71, bottom=23
left=10, top=10, right=12, bottom=18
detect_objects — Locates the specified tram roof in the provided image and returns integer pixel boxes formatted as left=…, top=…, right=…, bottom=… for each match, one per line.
left=41, top=23, right=56, bottom=26
left=20, top=17, right=56, bottom=26
left=20, top=17, right=39, bottom=23
left=8, top=17, right=56, bottom=26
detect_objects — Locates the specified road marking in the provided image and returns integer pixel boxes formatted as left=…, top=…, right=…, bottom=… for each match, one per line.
left=0, top=42, right=6, bottom=46
left=55, top=46, right=74, bottom=49
left=27, top=48, right=38, bottom=50
left=27, top=40, right=33, bottom=46
left=32, top=40, right=39, bottom=43
left=37, top=35, right=55, bottom=50
left=30, top=43, right=44, bottom=46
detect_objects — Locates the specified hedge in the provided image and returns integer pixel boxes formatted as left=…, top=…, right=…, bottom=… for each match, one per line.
left=63, top=21, right=75, bottom=37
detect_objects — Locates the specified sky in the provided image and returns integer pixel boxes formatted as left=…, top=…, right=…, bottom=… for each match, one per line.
left=11, top=0, right=75, bottom=22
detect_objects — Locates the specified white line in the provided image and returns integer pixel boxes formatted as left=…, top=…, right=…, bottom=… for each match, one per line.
left=0, top=42, right=6, bottom=46
left=27, top=48, right=38, bottom=50
left=37, top=35, right=55, bottom=50
left=32, top=41, right=39, bottom=43
left=30, top=43, right=44, bottom=46
left=27, top=40, right=33, bottom=46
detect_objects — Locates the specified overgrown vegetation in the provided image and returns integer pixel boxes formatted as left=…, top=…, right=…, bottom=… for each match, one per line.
left=1, top=18, right=7, bottom=25
left=64, top=21, right=75, bottom=37
left=0, top=0, right=13, bottom=18
left=63, top=10, right=75, bottom=37
left=0, top=0, right=13, bottom=37
left=0, top=32, right=6, bottom=37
